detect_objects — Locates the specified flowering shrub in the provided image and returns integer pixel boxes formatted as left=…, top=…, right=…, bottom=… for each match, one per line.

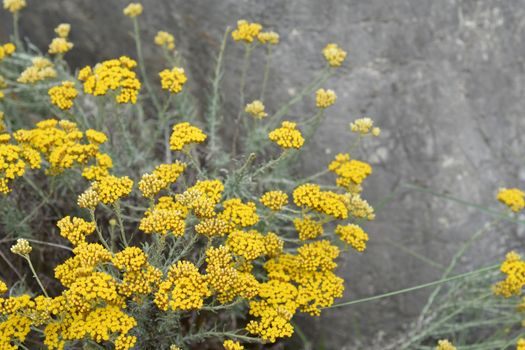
left=0, top=1, right=382, bottom=349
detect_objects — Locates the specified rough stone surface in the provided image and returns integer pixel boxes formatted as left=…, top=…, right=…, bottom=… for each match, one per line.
left=2, top=0, right=525, bottom=348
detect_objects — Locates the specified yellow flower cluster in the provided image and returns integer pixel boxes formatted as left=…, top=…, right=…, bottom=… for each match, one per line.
left=223, top=340, right=244, bottom=350
left=92, top=175, right=133, bottom=204
left=497, top=188, right=525, bottom=212
left=493, top=251, right=525, bottom=298
left=435, top=339, right=456, bottom=350
left=48, top=81, right=78, bottom=110
left=159, top=67, right=187, bottom=94
left=218, top=198, right=259, bottom=230
left=335, top=224, right=368, bottom=252
left=205, top=246, right=260, bottom=303
left=139, top=196, right=188, bottom=235
left=293, top=183, right=348, bottom=219
left=78, top=56, right=141, bottom=104
left=260, top=190, right=288, bottom=211
left=0, top=42, right=15, bottom=62
left=113, top=247, right=161, bottom=298
left=257, top=31, right=279, bottom=45
left=14, top=119, right=110, bottom=177
left=518, top=339, right=525, bottom=350
left=247, top=240, right=344, bottom=342
left=245, top=100, right=268, bottom=119
left=350, top=117, right=381, bottom=136
left=17, top=57, right=57, bottom=84
left=49, top=23, right=73, bottom=55
left=329, top=153, right=372, bottom=189
left=154, top=261, right=210, bottom=311
left=123, top=2, right=143, bottom=17
left=294, top=216, right=323, bottom=240
left=155, top=31, right=176, bottom=50
left=316, top=88, right=337, bottom=108
left=57, top=216, right=96, bottom=246
left=3, top=0, right=26, bottom=12
left=268, top=121, right=305, bottom=149
left=10, top=238, right=32, bottom=255
left=322, top=43, right=347, bottom=67
left=232, top=20, right=262, bottom=43
left=169, top=122, right=207, bottom=151
left=138, top=161, right=186, bottom=198
left=344, top=193, right=375, bottom=220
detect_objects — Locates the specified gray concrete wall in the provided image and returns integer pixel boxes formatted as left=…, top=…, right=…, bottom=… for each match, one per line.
left=2, top=0, right=525, bottom=348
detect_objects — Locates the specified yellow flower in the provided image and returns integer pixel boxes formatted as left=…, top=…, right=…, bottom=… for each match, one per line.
left=315, top=88, right=337, bottom=108
left=91, top=175, right=134, bottom=204
left=0, top=42, right=16, bottom=62
left=518, top=339, right=525, bottom=350
left=260, top=190, right=288, bottom=211
left=123, top=2, right=143, bottom=17
left=257, top=31, right=279, bottom=45
left=294, top=216, right=323, bottom=240
left=11, top=238, right=32, bottom=255
left=18, top=57, right=57, bottom=84
left=159, top=67, right=187, bottom=94
left=493, top=251, right=525, bottom=297
left=268, top=121, right=305, bottom=149
left=55, top=23, right=71, bottom=38
left=245, top=100, right=268, bottom=119
left=48, top=81, right=78, bottom=110
left=322, top=43, right=347, bottom=67
left=335, top=224, right=368, bottom=252
left=223, top=340, right=244, bottom=350
left=138, top=162, right=186, bottom=198
left=329, top=153, right=372, bottom=189
left=155, top=31, right=175, bottom=50
left=48, top=37, right=74, bottom=55
left=0, top=280, right=7, bottom=294
left=435, top=339, right=456, bottom=350
left=78, top=56, right=141, bottom=104
left=350, top=117, right=380, bottom=136
left=77, top=187, right=99, bottom=209
left=497, top=188, right=525, bottom=212
left=169, top=122, right=207, bottom=151
left=3, top=0, right=26, bottom=12
left=232, top=20, right=262, bottom=43
left=57, top=216, right=96, bottom=246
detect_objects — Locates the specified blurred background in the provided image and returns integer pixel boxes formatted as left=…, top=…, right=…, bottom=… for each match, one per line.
left=1, top=0, right=525, bottom=348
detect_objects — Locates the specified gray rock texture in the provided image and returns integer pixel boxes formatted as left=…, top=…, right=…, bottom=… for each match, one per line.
left=2, top=0, right=525, bottom=348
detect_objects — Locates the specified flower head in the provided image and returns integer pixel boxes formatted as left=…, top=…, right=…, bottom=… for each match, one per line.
left=48, top=81, right=78, bottom=110
left=92, top=175, right=134, bottom=204
left=169, top=122, right=207, bottom=151
left=155, top=31, right=175, bottom=50
left=11, top=238, right=32, bottom=255
left=257, top=31, right=279, bottom=45
left=316, top=89, right=337, bottom=109
left=159, top=67, right=187, bottom=94
left=55, top=23, right=71, bottom=38
left=435, top=340, right=456, bottom=350
left=497, top=188, right=525, bottom=212
left=232, top=20, right=262, bottom=43
left=323, top=43, right=347, bottom=67
left=223, top=340, right=244, bottom=350
left=245, top=100, right=267, bottom=119
left=48, top=37, right=73, bottom=55
left=123, top=2, right=143, bottom=17
left=268, top=121, right=304, bottom=149
left=3, top=0, right=26, bottom=13
left=350, top=117, right=380, bottom=136
left=260, top=191, right=288, bottom=211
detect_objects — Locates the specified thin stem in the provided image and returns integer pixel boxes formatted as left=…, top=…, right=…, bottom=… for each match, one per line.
left=260, top=45, right=272, bottom=101
left=13, top=12, right=20, bottom=49
left=90, top=209, right=111, bottom=251
left=25, top=256, right=49, bottom=297
left=133, top=17, right=161, bottom=112
left=253, top=150, right=290, bottom=177
left=113, top=201, right=128, bottom=247
left=231, top=44, right=254, bottom=157
left=418, top=218, right=501, bottom=320
left=324, top=264, right=499, bottom=310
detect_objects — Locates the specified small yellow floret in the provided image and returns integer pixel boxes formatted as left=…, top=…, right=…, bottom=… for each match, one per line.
left=260, top=190, right=288, bottom=211
left=497, top=188, right=525, bottom=212
left=11, top=238, right=32, bottom=255
left=123, top=2, right=143, bottom=17
left=155, top=31, right=175, bottom=50
left=232, top=20, right=262, bottom=43
left=169, top=122, right=207, bottom=151
left=159, top=67, right=187, bottom=94
left=435, top=339, right=456, bottom=350
left=257, top=31, right=279, bottom=45
left=223, top=340, right=244, bottom=350
left=268, top=121, right=305, bottom=149
left=245, top=100, right=268, bottom=119
left=322, top=43, right=347, bottom=67
left=3, top=0, right=26, bottom=13
left=316, top=89, right=337, bottom=108
left=48, top=81, right=78, bottom=110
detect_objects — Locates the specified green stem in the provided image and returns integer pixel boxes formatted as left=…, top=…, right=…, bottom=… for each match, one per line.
left=133, top=18, right=161, bottom=112
left=13, top=11, right=20, bottom=49
left=231, top=44, right=254, bottom=158
left=25, top=256, right=49, bottom=297
left=113, top=201, right=128, bottom=247
left=260, top=45, right=272, bottom=101
left=90, top=209, right=111, bottom=251
left=418, top=218, right=501, bottom=319
left=324, top=264, right=499, bottom=310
